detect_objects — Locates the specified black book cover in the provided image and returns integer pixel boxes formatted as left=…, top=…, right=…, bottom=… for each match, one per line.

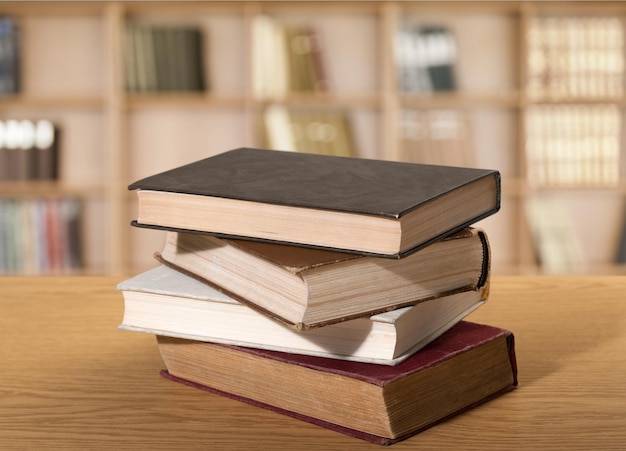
left=129, top=147, right=499, bottom=219
left=129, top=148, right=500, bottom=257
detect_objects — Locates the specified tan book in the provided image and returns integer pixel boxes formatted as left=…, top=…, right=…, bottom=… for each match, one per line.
left=156, top=227, right=490, bottom=330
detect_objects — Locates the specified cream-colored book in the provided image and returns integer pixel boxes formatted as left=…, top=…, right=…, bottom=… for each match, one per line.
left=118, top=264, right=488, bottom=366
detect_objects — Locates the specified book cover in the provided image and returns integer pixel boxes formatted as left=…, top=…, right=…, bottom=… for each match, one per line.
left=129, top=147, right=500, bottom=257
left=156, top=227, right=490, bottom=329
left=157, top=321, right=518, bottom=445
left=118, top=264, right=488, bottom=365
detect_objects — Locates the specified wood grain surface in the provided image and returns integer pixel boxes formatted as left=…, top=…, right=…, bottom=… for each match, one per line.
left=1, top=276, right=625, bottom=450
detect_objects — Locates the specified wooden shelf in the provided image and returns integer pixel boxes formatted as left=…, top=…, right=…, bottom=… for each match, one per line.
left=523, top=95, right=626, bottom=106
left=0, top=181, right=105, bottom=199
left=256, top=92, right=382, bottom=109
left=1, top=1, right=624, bottom=276
left=0, top=95, right=104, bottom=110
left=402, top=91, right=523, bottom=109
left=124, top=93, right=246, bottom=110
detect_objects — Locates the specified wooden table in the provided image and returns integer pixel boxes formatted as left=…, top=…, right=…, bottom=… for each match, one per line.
left=1, top=276, right=625, bottom=450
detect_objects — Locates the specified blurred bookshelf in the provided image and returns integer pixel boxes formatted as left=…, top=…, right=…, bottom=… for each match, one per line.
left=0, top=1, right=625, bottom=276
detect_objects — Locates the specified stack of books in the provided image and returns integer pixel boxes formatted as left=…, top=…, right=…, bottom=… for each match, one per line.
left=118, top=147, right=517, bottom=445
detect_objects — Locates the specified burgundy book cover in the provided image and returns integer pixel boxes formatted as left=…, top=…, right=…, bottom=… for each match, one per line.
left=159, top=321, right=518, bottom=445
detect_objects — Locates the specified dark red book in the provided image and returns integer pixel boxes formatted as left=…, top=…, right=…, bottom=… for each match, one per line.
left=157, top=321, right=518, bottom=445
left=129, top=147, right=500, bottom=257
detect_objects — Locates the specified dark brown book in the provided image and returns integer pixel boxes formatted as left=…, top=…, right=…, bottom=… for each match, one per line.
left=129, top=147, right=501, bottom=257
left=157, top=321, right=518, bottom=445
left=156, top=227, right=490, bottom=329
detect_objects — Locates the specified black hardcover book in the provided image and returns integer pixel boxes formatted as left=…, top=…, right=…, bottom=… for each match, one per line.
left=129, top=147, right=500, bottom=257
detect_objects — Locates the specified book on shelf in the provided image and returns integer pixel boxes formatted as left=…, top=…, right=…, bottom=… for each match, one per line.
left=525, top=195, right=586, bottom=275
left=263, top=105, right=355, bottom=157
left=154, top=227, right=490, bottom=330
left=396, top=24, right=457, bottom=93
left=118, top=262, right=489, bottom=365
left=0, top=15, right=19, bottom=95
left=0, top=197, right=82, bottom=275
left=0, top=119, right=60, bottom=181
left=252, top=15, right=328, bottom=98
left=527, top=16, right=624, bottom=99
left=525, top=104, right=620, bottom=188
left=284, top=24, right=326, bottom=93
left=156, top=321, right=518, bottom=445
left=129, top=147, right=501, bottom=258
left=399, top=108, right=474, bottom=167
left=124, top=23, right=206, bottom=93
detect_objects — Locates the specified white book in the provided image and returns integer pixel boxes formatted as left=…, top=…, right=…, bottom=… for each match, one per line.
left=118, top=265, right=488, bottom=366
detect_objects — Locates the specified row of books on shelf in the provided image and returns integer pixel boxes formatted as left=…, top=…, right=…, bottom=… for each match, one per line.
left=0, top=197, right=82, bottom=275
left=395, top=25, right=457, bottom=92
left=262, top=105, right=355, bottom=156
left=399, top=108, right=473, bottom=167
left=252, top=15, right=328, bottom=98
left=0, top=16, right=19, bottom=95
left=524, top=104, right=620, bottom=188
left=4, top=12, right=626, bottom=101
left=0, top=119, right=59, bottom=181
left=525, top=195, right=587, bottom=275
left=527, top=16, right=624, bottom=99
left=1, top=14, right=457, bottom=98
left=117, top=148, right=517, bottom=445
left=123, top=23, right=206, bottom=93
left=528, top=195, right=626, bottom=274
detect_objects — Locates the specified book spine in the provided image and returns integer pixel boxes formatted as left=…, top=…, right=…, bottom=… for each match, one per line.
left=186, top=27, right=206, bottom=92
left=527, top=16, right=624, bottom=99
left=123, top=24, right=139, bottom=93
left=0, top=16, right=19, bottom=95
left=0, top=119, right=60, bottom=181
left=0, top=197, right=82, bottom=275
left=125, top=22, right=205, bottom=93
left=399, top=109, right=473, bottom=166
left=525, top=104, right=620, bottom=188
left=395, top=25, right=457, bottom=92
